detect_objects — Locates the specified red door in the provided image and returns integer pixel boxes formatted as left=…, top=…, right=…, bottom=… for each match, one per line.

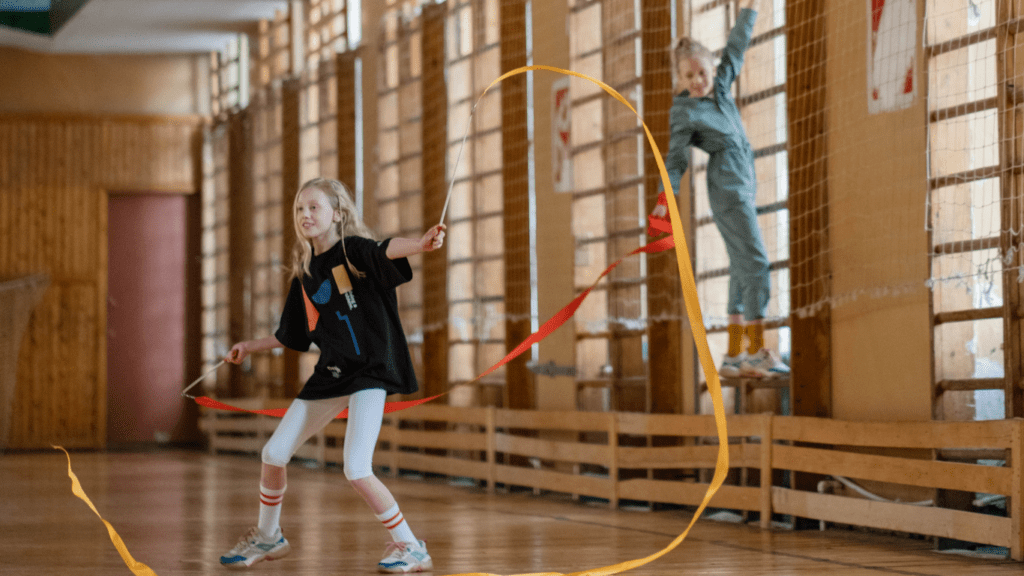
left=107, top=194, right=186, bottom=445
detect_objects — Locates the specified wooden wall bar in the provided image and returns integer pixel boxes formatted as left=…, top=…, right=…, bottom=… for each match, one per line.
left=227, top=111, right=254, bottom=397
left=280, top=80, right=302, bottom=397
left=642, top=0, right=684, bottom=415
left=0, top=113, right=201, bottom=449
left=786, top=0, right=832, bottom=419
left=421, top=3, right=450, bottom=401
left=499, top=0, right=533, bottom=410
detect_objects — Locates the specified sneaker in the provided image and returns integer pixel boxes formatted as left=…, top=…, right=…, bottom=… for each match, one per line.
left=719, top=353, right=744, bottom=378
left=378, top=540, right=433, bottom=573
left=220, top=526, right=291, bottom=569
left=741, top=348, right=790, bottom=378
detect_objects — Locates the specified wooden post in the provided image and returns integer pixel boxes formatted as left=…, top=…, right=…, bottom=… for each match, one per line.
left=486, top=406, right=497, bottom=493
left=642, top=0, right=685, bottom=417
left=760, top=413, right=774, bottom=529
left=500, top=0, right=533, bottom=410
left=786, top=0, right=831, bottom=524
left=421, top=3, right=450, bottom=401
left=281, top=78, right=302, bottom=397
left=336, top=52, right=357, bottom=191
left=998, top=0, right=1024, bottom=418
left=608, top=413, right=620, bottom=509
left=227, top=110, right=255, bottom=398
left=786, top=0, right=831, bottom=419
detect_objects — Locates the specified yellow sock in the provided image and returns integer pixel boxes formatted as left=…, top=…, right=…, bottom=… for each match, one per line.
left=746, top=323, right=764, bottom=355
left=727, top=324, right=743, bottom=357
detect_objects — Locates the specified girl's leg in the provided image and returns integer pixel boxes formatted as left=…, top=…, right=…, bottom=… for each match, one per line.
left=343, top=388, right=419, bottom=544
left=727, top=313, right=744, bottom=357
left=745, top=318, right=764, bottom=355
left=257, top=396, right=350, bottom=537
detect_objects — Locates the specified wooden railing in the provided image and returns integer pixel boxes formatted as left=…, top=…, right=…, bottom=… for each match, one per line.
left=201, top=401, right=1024, bottom=560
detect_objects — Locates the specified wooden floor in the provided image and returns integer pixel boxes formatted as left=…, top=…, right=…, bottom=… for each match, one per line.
left=3, top=449, right=1021, bottom=575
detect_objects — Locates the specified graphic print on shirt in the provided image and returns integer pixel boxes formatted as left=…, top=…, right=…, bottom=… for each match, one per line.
left=332, top=264, right=358, bottom=309
left=300, top=285, right=320, bottom=332
left=335, top=311, right=361, bottom=356
left=311, top=280, right=332, bottom=304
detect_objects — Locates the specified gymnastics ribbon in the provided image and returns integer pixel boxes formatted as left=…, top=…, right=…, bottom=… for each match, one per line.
left=61, top=65, right=729, bottom=576
left=52, top=446, right=158, bottom=576
left=437, top=65, right=730, bottom=576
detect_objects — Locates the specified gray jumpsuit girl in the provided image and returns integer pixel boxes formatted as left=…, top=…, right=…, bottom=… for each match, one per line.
left=663, top=8, right=770, bottom=321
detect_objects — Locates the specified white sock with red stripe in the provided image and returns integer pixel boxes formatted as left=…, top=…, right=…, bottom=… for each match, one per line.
left=257, top=484, right=286, bottom=539
left=376, top=503, right=416, bottom=544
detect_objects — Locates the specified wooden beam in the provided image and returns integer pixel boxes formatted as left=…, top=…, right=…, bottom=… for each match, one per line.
left=228, top=110, right=254, bottom=397
left=281, top=78, right=302, bottom=397
left=336, top=52, right=357, bottom=190
left=500, top=0, right=533, bottom=410
left=421, top=3, right=449, bottom=401
left=786, top=0, right=832, bottom=419
left=998, top=0, right=1024, bottom=417
left=643, top=0, right=685, bottom=416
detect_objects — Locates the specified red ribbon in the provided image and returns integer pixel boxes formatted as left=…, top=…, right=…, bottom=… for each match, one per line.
left=193, top=234, right=677, bottom=419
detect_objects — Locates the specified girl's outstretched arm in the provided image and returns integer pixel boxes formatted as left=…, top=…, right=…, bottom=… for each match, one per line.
left=226, top=335, right=285, bottom=364
left=385, top=224, right=447, bottom=259
left=740, top=0, right=759, bottom=11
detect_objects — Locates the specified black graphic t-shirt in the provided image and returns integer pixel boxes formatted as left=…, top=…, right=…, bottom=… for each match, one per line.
left=275, top=236, right=418, bottom=400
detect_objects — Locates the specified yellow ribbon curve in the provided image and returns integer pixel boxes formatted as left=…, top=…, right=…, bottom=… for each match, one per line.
left=56, top=64, right=729, bottom=576
left=437, top=64, right=730, bottom=576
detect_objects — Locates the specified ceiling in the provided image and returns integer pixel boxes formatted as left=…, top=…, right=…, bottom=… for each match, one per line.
left=0, top=0, right=288, bottom=54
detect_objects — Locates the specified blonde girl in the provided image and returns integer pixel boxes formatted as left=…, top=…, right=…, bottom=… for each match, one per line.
left=220, top=177, right=445, bottom=573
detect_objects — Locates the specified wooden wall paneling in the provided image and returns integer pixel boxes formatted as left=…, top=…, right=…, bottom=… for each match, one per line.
left=0, top=114, right=200, bottom=448
left=281, top=79, right=302, bottom=397
left=421, top=3, right=450, bottom=400
left=641, top=0, right=682, bottom=415
left=785, top=0, right=831, bottom=419
left=0, top=275, right=48, bottom=449
left=500, top=0, right=533, bottom=410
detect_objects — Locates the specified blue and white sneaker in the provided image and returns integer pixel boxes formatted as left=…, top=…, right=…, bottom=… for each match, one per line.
left=719, top=353, right=744, bottom=378
left=220, top=526, right=291, bottom=569
left=378, top=540, right=433, bottom=573
left=741, top=348, right=790, bottom=378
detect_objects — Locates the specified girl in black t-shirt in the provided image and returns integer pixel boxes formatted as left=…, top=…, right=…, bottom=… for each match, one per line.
left=219, top=177, right=445, bottom=573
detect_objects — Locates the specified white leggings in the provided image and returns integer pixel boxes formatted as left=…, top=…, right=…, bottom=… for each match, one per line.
left=261, top=388, right=385, bottom=480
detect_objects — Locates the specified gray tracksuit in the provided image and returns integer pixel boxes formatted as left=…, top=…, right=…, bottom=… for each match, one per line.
left=663, top=8, right=770, bottom=321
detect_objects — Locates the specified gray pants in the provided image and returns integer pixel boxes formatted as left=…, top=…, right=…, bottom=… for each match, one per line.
left=707, top=147, right=771, bottom=321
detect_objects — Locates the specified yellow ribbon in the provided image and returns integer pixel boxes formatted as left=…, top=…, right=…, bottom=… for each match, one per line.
left=439, top=66, right=730, bottom=576
left=53, top=446, right=158, bottom=576
left=55, top=65, right=729, bottom=576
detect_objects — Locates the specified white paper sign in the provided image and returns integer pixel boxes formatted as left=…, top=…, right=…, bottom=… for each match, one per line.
left=868, top=0, right=917, bottom=114
left=552, top=77, right=573, bottom=192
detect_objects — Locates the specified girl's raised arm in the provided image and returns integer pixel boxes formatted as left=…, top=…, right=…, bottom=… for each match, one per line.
left=385, top=225, right=446, bottom=260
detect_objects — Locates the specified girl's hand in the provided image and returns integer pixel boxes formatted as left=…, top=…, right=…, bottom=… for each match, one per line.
left=420, top=224, right=446, bottom=252
left=651, top=204, right=668, bottom=219
left=226, top=341, right=250, bottom=364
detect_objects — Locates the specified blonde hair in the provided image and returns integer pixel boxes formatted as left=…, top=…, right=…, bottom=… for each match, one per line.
left=289, top=177, right=376, bottom=280
left=670, top=36, right=715, bottom=91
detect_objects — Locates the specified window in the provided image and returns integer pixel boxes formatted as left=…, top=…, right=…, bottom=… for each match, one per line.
left=444, top=0, right=507, bottom=405
left=378, top=2, right=427, bottom=384
left=925, top=0, right=1006, bottom=420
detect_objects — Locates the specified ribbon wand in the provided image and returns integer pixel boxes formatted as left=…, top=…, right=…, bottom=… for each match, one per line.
left=181, top=359, right=226, bottom=399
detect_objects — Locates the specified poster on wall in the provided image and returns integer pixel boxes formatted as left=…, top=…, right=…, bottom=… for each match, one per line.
left=868, top=0, right=917, bottom=114
left=552, top=77, right=573, bottom=192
